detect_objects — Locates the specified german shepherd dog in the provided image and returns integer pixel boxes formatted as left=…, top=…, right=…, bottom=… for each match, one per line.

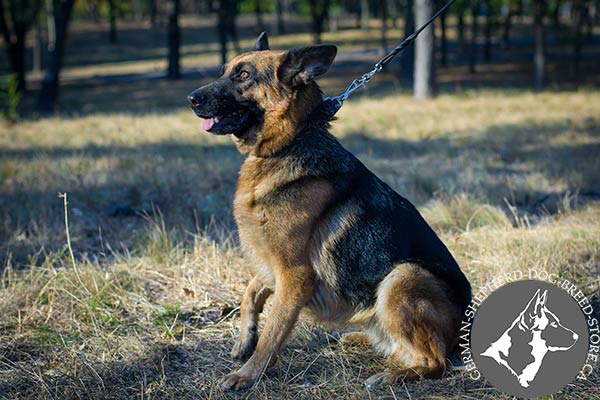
left=187, top=33, right=472, bottom=390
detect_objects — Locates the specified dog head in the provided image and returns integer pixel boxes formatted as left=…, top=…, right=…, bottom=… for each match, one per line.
left=519, top=289, right=578, bottom=351
left=187, top=32, right=337, bottom=155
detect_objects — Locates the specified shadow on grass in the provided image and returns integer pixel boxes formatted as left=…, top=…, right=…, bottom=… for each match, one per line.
left=0, top=327, right=501, bottom=400
left=1, top=118, right=599, bottom=267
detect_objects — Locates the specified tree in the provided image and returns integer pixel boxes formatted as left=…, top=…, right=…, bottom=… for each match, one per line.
left=501, top=0, right=516, bottom=47
left=217, top=0, right=240, bottom=64
left=414, top=0, right=436, bottom=99
left=254, top=0, right=265, bottom=32
left=108, top=0, right=117, bottom=43
left=532, top=0, right=544, bottom=90
left=483, top=0, right=498, bottom=61
left=167, top=0, right=180, bottom=79
left=571, top=0, right=585, bottom=80
left=276, top=0, right=285, bottom=34
left=360, top=0, right=369, bottom=30
left=469, top=0, right=480, bottom=73
left=400, top=0, right=415, bottom=83
left=456, top=0, right=467, bottom=52
left=308, top=0, right=331, bottom=43
left=148, top=0, right=157, bottom=27
left=379, top=0, right=388, bottom=51
left=0, top=0, right=42, bottom=92
left=37, top=0, right=76, bottom=112
left=438, top=0, right=448, bottom=67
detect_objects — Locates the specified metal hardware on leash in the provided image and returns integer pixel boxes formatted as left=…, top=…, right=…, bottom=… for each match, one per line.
left=323, top=0, right=456, bottom=119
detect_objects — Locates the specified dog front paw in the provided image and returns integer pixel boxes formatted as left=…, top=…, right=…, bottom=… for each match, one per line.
left=231, top=333, right=258, bottom=361
left=221, top=371, right=257, bottom=391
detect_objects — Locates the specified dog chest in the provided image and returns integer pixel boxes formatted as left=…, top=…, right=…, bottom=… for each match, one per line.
left=233, top=164, right=335, bottom=271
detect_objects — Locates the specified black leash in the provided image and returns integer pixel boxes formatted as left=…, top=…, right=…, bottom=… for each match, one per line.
left=322, top=0, right=456, bottom=119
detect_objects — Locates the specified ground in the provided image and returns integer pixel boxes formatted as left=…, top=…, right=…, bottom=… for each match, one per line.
left=1, top=15, right=599, bottom=400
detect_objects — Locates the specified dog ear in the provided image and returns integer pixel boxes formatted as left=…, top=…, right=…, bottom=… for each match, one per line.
left=252, top=32, right=270, bottom=51
left=278, top=45, right=337, bottom=86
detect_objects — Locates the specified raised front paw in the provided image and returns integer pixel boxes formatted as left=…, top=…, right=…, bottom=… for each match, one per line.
left=221, top=371, right=257, bottom=391
left=231, top=333, right=258, bottom=361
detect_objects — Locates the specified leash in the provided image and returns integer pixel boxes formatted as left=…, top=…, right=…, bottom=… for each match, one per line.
left=322, top=0, right=456, bottom=119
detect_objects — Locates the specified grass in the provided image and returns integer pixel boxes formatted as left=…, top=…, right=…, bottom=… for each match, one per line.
left=1, top=88, right=599, bottom=399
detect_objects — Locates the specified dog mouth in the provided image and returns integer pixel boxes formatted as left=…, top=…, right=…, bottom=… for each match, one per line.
left=195, top=109, right=251, bottom=135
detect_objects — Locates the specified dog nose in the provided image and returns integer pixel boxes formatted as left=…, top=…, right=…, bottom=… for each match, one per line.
left=187, top=91, right=205, bottom=108
left=573, top=332, right=579, bottom=341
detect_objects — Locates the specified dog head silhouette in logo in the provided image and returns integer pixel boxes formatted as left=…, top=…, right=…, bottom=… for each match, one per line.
left=480, top=289, right=579, bottom=388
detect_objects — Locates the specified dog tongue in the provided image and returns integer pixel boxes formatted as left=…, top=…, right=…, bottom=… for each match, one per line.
left=202, top=117, right=215, bottom=131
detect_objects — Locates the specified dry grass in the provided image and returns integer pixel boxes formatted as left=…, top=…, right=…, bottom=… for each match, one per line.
left=1, top=89, right=599, bottom=399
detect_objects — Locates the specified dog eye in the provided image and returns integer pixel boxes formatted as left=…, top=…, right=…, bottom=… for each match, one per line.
left=551, top=322, right=558, bottom=328
left=240, top=71, right=251, bottom=80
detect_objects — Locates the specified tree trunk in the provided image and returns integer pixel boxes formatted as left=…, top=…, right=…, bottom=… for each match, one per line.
left=469, top=1, right=479, bottom=73
left=439, top=4, right=447, bottom=67
left=414, top=0, right=436, bottom=99
left=553, top=1, right=560, bottom=29
left=533, top=0, right=544, bottom=91
left=0, top=0, right=40, bottom=92
left=308, top=0, right=331, bottom=44
left=457, top=6, right=465, bottom=52
left=400, top=0, right=415, bottom=83
left=255, top=0, right=265, bottom=32
left=571, top=0, right=585, bottom=81
left=33, top=19, right=42, bottom=72
left=47, top=0, right=56, bottom=49
left=38, top=0, right=75, bottom=112
left=10, top=29, right=27, bottom=91
left=484, top=3, right=492, bottom=61
left=380, top=0, right=388, bottom=52
left=108, top=0, right=117, bottom=43
left=501, top=5, right=513, bottom=47
left=133, top=0, right=143, bottom=22
left=148, top=0, right=157, bottom=28
left=390, top=0, right=399, bottom=28
left=167, top=0, right=180, bottom=79
left=276, top=0, right=285, bottom=34
left=361, top=0, right=369, bottom=30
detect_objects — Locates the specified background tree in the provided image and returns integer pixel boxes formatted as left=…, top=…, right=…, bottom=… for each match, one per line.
left=483, top=0, right=500, bottom=60
left=308, top=0, right=332, bottom=43
left=360, top=0, right=369, bottom=30
left=0, top=0, right=42, bottom=92
left=400, top=0, right=415, bottom=83
left=254, top=0, right=265, bottom=32
left=167, top=0, right=180, bottom=79
left=414, top=0, right=436, bottom=99
left=217, top=0, right=240, bottom=64
left=571, top=0, right=585, bottom=80
left=455, top=0, right=468, bottom=52
left=108, top=0, right=117, bottom=43
left=438, top=0, right=448, bottom=66
left=469, top=0, right=480, bottom=73
left=379, top=0, right=388, bottom=51
left=533, top=0, right=544, bottom=90
left=38, top=0, right=76, bottom=112
left=501, top=0, right=516, bottom=47
left=276, top=0, right=285, bottom=34
left=148, top=0, right=157, bottom=27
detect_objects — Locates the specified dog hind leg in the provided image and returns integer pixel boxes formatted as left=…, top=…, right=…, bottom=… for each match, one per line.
left=365, top=264, right=459, bottom=387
